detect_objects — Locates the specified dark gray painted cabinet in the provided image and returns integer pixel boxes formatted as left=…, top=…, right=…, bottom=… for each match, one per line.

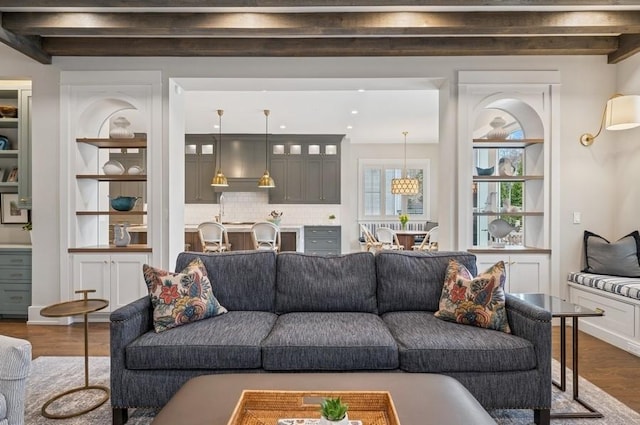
left=269, top=135, right=342, bottom=204
left=185, top=134, right=217, bottom=203
left=304, top=226, right=341, bottom=255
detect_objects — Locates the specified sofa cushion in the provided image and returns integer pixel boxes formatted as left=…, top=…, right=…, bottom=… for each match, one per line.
left=383, top=311, right=535, bottom=373
left=275, top=252, right=377, bottom=313
left=376, top=251, right=478, bottom=314
left=434, top=260, right=511, bottom=333
left=176, top=251, right=277, bottom=312
left=126, top=311, right=277, bottom=370
left=262, top=312, right=398, bottom=371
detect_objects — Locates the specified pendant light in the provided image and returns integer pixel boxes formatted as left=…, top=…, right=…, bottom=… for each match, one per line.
left=211, top=109, right=228, bottom=187
left=391, top=131, right=419, bottom=195
left=258, top=109, right=276, bottom=188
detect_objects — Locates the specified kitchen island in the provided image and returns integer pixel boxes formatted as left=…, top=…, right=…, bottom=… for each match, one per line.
left=184, top=223, right=304, bottom=253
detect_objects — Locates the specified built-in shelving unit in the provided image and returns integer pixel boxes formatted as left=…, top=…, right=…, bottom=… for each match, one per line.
left=457, top=70, right=560, bottom=295
left=73, top=136, right=148, bottom=251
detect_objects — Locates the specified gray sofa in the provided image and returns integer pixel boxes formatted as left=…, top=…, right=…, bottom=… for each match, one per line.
left=110, top=250, right=551, bottom=425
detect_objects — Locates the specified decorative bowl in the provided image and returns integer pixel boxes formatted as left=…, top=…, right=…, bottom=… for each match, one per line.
left=127, top=165, right=144, bottom=175
left=109, top=196, right=140, bottom=211
left=0, top=106, right=18, bottom=118
left=103, top=159, right=125, bottom=175
left=476, top=166, right=494, bottom=176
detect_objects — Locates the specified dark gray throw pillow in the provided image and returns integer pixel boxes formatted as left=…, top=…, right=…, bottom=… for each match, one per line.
left=583, top=230, right=640, bottom=277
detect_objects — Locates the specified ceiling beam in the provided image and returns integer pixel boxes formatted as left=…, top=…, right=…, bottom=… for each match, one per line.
left=0, top=13, right=51, bottom=64
left=6, top=11, right=640, bottom=37
left=3, top=1, right=640, bottom=6
left=608, top=34, right=640, bottom=63
left=41, top=35, right=618, bottom=57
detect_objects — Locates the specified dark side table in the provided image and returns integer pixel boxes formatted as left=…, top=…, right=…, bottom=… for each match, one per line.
left=39, top=289, right=110, bottom=419
left=512, top=293, right=604, bottom=419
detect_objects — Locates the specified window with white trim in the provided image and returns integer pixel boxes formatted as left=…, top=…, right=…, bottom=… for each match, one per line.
left=359, top=159, right=430, bottom=220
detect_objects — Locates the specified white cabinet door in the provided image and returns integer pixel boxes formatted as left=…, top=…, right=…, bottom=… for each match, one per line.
left=72, top=254, right=111, bottom=310
left=474, top=253, right=549, bottom=294
left=72, top=253, right=149, bottom=312
left=110, top=253, right=149, bottom=311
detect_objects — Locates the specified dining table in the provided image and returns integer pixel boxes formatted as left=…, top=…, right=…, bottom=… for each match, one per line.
left=394, top=230, right=429, bottom=250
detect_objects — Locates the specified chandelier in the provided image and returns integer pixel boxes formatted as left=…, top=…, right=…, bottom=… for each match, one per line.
left=391, top=131, right=419, bottom=195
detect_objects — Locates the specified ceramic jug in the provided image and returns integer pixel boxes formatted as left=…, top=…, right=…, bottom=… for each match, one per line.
left=114, top=223, right=131, bottom=247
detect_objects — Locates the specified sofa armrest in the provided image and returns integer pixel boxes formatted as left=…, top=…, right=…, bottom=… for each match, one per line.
left=505, top=293, right=552, bottom=408
left=110, top=296, right=152, bottom=407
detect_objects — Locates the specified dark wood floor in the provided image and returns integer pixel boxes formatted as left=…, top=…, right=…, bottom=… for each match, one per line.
left=1, top=319, right=639, bottom=414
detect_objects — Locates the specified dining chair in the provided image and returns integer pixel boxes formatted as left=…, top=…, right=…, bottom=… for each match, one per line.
left=250, top=221, right=281, bottom=252
left=376, top=227, right=404, bottom=250
left=412, top=226, right=439, bottom=251
left=359, top=224, right=383, bottom=253
left=197, top=222, right=230, bottom=253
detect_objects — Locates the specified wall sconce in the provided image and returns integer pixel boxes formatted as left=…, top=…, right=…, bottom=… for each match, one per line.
left=580, top=94, right=640, bottom=146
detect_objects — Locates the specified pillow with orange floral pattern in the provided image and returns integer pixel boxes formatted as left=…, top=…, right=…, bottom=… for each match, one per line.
left=143, top=257, right=227, bottom=333
left=434, top=259, right=511, bottom=333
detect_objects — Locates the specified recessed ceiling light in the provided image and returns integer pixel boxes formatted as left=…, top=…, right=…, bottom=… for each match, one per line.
left=357, top=89, right=365, bottom=92
left=214, top=124, right=220, bottom=129
left=351, top=110, right=358, bottom=114
left=280, top=125, right=286, bottom=129
left=347, top=125, right=353, bottom=129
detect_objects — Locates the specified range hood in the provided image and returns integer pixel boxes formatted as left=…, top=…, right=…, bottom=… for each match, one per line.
left=215, top=133, right=267, bottom=192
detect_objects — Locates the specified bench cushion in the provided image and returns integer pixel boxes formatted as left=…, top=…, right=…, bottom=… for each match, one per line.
left=126, top=311, right=277, bottom=370
left=262, top=312, right=399, bottom=371
left=383, top=311, right=536, bottom=373
left=568, top=272, right=640, bottom=301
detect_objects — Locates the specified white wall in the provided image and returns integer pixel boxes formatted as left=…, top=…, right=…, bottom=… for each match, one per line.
left=614, top=53, right=640, bottom=239
left=0, top=45, right=632, bottom=319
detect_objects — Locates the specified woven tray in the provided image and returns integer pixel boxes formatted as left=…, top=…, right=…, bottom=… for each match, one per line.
left=227, top=390, right=401, bottom=425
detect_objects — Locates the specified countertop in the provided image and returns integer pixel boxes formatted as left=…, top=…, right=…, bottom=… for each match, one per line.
left=128, top=224, right=308, bottom=233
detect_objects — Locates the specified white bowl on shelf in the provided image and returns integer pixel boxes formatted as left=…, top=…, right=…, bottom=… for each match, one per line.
left=103, top=159, right=125, bottom=175
left=127, top=165, right=144, bottom=175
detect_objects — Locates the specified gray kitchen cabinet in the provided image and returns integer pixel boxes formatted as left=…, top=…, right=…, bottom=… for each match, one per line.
left=269, top=135, right=342, bottom=204
left=304, top=226, right=341, bottom=255
left=269, top=155, right=305, bottom=203
left=0, top=247, right=31, bottom=318
left=185, top=134, right=217, bottom=204
left=305, top=153, right=340, bottom=204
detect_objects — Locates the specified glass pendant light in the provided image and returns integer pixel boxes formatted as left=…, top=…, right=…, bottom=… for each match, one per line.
left=391, top=131, right=419, bottom=195
left=211, top=109, right=228, bottom=187
left=258, top=109, right=276, bottom=188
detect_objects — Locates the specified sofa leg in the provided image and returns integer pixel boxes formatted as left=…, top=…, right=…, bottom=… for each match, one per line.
left=534, top=408, right=550, bottom=425
left=113, top=407, right=128, bottom=425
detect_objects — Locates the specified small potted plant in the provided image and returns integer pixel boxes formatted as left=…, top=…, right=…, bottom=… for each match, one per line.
left=399, top=213, right=409, bottom=230
left=320, top=397, right=349, bottom=425
left=22, top=222, right=32, bottom=244
left=328, top=214, right=336, bottom=224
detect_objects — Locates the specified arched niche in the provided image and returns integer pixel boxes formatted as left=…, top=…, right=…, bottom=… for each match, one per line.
left=473, top=96, right=544, bottom=139
left=76, top=97, right=144, bottom=138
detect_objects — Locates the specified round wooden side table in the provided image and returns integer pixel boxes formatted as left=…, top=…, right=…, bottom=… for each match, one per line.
left=39, top=289, right=110, bottom=419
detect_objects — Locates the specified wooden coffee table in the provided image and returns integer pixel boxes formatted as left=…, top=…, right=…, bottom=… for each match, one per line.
left=151, top=373, right=496, bottom=425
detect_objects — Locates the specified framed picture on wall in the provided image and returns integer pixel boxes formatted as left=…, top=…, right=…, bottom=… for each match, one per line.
left=1, top=193, right=28, bottom=224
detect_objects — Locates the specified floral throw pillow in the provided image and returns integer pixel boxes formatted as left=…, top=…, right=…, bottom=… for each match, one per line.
left=143, top=257, right=227, bottom=333
left=434, top=259, right=511, bottom=333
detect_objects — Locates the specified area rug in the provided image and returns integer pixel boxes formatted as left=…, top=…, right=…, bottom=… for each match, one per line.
left=24, top=356, right=640, bottom=425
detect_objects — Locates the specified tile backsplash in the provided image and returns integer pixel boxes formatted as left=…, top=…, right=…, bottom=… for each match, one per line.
left=184, top=192, right=339, bottom=226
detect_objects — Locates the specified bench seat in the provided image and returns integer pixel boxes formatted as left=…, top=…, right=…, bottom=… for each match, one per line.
left=567, top=272, right=640, bottom=357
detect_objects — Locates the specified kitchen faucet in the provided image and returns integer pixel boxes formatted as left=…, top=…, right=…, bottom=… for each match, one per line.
left=217, top=193, right=225, bottom=222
